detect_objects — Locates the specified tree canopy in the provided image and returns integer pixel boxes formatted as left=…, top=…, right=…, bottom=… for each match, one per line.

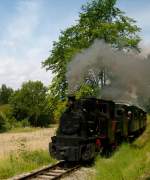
left=0, top=84, right=13, bottom=105
left=43, top=0, right=141, bottom=99
left=9, top=81, right=51, bottom=127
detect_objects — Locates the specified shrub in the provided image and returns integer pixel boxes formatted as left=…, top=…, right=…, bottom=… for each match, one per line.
left=0, top=112, right=10, bottom=132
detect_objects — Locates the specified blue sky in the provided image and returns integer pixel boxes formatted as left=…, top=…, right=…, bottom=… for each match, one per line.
left=0, top=0, right=149, bottom=89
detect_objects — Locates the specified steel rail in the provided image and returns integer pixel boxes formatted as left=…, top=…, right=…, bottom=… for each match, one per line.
left=11, top=161, right=81, bottom=180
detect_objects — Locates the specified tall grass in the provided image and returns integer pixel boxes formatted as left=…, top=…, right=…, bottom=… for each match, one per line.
left=0, top=135, right=56, bottom=179
left=0, top=150, right=56, bottom=179
left=94, top=116, right=150, bottom=180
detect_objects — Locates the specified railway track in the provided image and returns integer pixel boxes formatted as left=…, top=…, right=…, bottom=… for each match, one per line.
left=12, top=161, right=81, bottom=180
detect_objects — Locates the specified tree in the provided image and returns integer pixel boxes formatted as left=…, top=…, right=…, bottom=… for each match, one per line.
left=0, top=112, right=10, bottom=132
left=9, top=81, right=51, bottom=127
left=0, top=84, right=13, bottom=104
left=43, top=0, right=141, bottom=100
left=76, top=84, right=99, bottom=99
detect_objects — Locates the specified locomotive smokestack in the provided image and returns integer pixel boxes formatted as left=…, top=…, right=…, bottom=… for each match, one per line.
left=68, top=95, right=76, bottom=102
left=67, top=95, right=76, bottom=109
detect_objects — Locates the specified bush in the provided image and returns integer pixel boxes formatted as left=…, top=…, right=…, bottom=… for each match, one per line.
left=0, top=112, right=10, bottom=132
left=0, top=106, right=31, bottom=132
left=20, top=119, right=30, bottom=127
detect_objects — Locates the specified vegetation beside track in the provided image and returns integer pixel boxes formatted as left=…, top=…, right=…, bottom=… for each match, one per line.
left=94, top=116, right=150, bottom=180
left=0, top=126, right=56, bottom=179
left=0, top=149, right=56, bottom=179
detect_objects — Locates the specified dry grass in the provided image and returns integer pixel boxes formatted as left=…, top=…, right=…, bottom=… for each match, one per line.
left=0, top=126, right=57, bottom=178
left=0, top=149, right=56, bottom=179
left=0, top=127, right=57, bottom=158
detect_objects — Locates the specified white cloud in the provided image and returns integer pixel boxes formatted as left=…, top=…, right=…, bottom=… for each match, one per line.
left=0, top=56, right=53, bottom=89
left=0, top=0, right=53, bottom=89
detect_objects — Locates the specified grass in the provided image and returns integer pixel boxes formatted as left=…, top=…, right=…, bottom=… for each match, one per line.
left=94, top=116, right=150, bottom=180
left=8, top=124, right=57, bottom=133
left=9, top=127, right=42, bottom=133
left=0, top=125, right=57, bottom=179
left=0, top=149, right=56, bottom=179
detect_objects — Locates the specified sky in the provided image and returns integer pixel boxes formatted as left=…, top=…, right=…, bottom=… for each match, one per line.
left=0, top=0, right=149, bottom=89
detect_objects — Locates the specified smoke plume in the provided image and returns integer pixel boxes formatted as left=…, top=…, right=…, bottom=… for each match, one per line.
left=66, top=40, right=150, bottom=107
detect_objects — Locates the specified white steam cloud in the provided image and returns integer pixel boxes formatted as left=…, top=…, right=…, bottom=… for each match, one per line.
left=66, top=40, right=150, bottom=107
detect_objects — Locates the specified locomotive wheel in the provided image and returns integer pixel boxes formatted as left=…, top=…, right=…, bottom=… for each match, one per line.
left=81, top=144, right=95, bottom=161
left=82, top=147, right=91, bottom=161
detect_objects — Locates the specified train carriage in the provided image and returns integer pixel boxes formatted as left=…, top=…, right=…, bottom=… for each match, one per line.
left=115, top=103, right=129, bottom=141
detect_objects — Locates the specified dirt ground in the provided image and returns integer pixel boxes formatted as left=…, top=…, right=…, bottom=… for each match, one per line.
left=0, top=127, right=57, bottom=158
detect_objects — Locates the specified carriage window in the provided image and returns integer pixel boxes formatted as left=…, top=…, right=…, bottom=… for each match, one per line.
left=117, top=109, right=124, bottom=116
left=99, top=104, right=107, bottom=113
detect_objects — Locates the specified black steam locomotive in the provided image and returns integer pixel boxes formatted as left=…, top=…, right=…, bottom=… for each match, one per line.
left=50, top=96, right=147, bottom=161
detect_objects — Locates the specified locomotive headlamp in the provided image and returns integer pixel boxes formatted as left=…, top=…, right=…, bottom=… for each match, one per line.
left=128, top=111, right=132, bottom=115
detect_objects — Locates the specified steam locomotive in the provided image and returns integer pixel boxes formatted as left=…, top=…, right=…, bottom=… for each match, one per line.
left=50, top=96, right=147, bottom=161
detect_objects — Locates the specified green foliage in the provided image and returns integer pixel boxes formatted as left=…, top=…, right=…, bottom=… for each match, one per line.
left=0, top=104, right=18, bottom=132
left=53, top=100, right=67, bottom=123
left=0, top=104, right=12, bottom=115
left=9, top=81, right=51, bottom=127
left=0, top=84, right=13, bottom=104
left=0, top=104, right=27, bottom=132
left=43, top=0, right=141, bottom=99
left=75, top=84, right=99, bottom=99
left=18, top=118, right=30, bottom=127
left=0, top=112, right=10, bottom=132
left=8, top=118, right=31, bottom=129
left=0, top=150, right=56, bottom=179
